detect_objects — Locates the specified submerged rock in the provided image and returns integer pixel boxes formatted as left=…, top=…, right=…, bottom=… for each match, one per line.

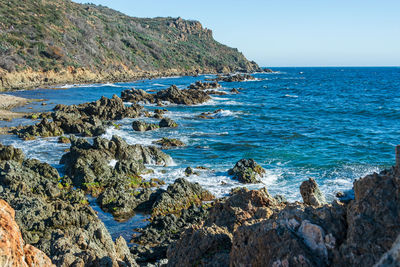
left=228, top=159, right=265, bottom=183
left=121, top=85, right=211, bottom=105
left=300, top=178, right=327, bottom=206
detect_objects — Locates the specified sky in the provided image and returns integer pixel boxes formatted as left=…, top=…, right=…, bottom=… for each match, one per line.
left=72, top=0, right=400, bottom=67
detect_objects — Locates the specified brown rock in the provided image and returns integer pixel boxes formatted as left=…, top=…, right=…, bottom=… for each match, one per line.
left=300, top=178, right=327, bottom=206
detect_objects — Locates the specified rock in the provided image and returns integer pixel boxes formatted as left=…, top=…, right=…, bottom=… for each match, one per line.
left=333, top=168, right=400, bottom=266
left=213, top=74, right=255, bottom=82
left=153, top=138, right=186, bottom=149
left=188, top=81, right=221, bottom=90
left=228, top=159, right=265, bottom=183
left=300, top=178, right=327, bottom=206
left=184, top=167, right=199, bottom=176
left=0, top=199, right=55, bottom=267
left=132, top=120, right=160, bottom=132
left=375, top=234, right=400, bottom=266
left=0, top=143, right=24, bottom=162
left=159, top=118, right=178, bottom=128
left=60, top=136, right=171, bottom=218
left=13, top=95, right=141, bottom=139
left=263, top=68, right=274, bottom=73
left=151, top=178, right=214, bottom=217
left=230, top=88, right=240, bottom=94
left=121, top=85, right=211, bottom=105
left=206, top=90, right=227, bottom=96
left=0, top=146, right=138, bottom=266
left=132, top=205, right=209, bottom=265
left=167, top=224, right=232, bottom=267
left=57, top=136, right=70, bottom=144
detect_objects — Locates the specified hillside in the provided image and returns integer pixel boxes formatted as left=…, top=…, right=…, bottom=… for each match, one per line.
left=0, top=0, right=260, bottom=91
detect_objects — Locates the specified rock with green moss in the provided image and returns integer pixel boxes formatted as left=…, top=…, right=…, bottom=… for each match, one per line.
left=159, top=118, right=178, bottom=128
left=132, top=120, right=160, bottom=132
left=57, top=136, right=70, bottom=144
left=228, top=159, right=265, bottom=184
left=150, top=178, right=214, bottom=217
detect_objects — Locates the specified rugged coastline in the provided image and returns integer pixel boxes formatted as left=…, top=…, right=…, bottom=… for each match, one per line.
left=1, top=74, right=400, bottom=266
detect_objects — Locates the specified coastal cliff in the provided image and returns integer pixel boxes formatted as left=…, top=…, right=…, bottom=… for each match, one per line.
left=0, top=0, right=260, bottom=91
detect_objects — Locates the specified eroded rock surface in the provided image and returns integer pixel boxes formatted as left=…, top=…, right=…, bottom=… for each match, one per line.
left=300, top=178, right=327, bottom=206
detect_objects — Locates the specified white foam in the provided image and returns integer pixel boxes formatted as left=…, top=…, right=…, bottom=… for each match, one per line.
left=285, top=94, right=299, bottom=98
left=108, top=159, right=118, bottom=168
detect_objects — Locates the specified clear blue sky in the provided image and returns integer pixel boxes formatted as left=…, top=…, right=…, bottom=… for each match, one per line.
left=72, top=0, right=400, bottom=67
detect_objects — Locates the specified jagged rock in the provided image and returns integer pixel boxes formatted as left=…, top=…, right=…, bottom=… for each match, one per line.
left=132, top=205, right=209, bottom=264
left=167, top=224, right=232, bottom=267
left=228, top=159, right=265, bottom=183
left=230, top=88, right=240, bottom=94
left=188, top=81, right=221, bottom=90
left=151, top=178, right=214, bottom=217
left=0, top=143, right=24, bottom=162
left=13, top=95, right=141, bottom=139
left=132, top=120, right=159, bottom=132
left=300, top=178, right=327, bottom=206
left=60, top=136, right=171, bottom=218
left=333, top=168, right=400, bottom=266
left=121, top=85, right=211, bottom=105
left=0, top=146, right=138, bottom=266
left=0, top=199, right=55, bottom=267
left=159, top=118, right=178, bottom=128
left=206, top=90, right=227, bottom=95
left=153, top=138, right=186, bottom=149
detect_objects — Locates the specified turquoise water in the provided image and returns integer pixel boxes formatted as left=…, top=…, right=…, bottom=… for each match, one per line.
left=1, top=67, right=400, bottom=202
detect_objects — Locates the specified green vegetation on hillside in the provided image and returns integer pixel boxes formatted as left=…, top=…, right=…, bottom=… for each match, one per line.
left=0, top=0, right=259, bottom=74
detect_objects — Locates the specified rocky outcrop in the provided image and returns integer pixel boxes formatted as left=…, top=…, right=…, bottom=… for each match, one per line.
left=60, top=135, right=171, bottom=219
left=375, top=234, right=400, bottom=266
left=167, top=156, right=400, bottom=267
left=151, top=178, right=214, bottom=217
left=188, top=81, right=221, bottom=90
left=13, top=95, right=141, bottom=140
left=0, top=144, right=137, bottom=266
left=228, top=159, right=266, bottom=183
left=0, top=199, right=55, bottom=267
left=132, top=205, right=209, bottom=265
left=212, top=74, right=255, bottom=82
left=153, top=138, right=186, bottom=149
left=121, top=85, right=211, bottom=105
left=300, top=178, right=327, bottom=206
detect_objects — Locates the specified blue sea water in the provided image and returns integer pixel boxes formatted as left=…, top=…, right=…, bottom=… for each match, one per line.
left=1, top=67, right=400, bottom=204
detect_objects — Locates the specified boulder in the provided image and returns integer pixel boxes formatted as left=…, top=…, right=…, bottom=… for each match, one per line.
left=188, top=81, right=221, bottom=90
left=159, top=118, right=178, bottom=128
left=132, top=120, right=159, bottom=132
left=228, top=159, right=265, bottom=183
left=153, top=138, right=186, bottom=149
left=300, top=178, right=327, bottom=206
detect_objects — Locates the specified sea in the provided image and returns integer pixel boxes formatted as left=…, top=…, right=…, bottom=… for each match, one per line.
left=1, top=67, right=399, bottom=240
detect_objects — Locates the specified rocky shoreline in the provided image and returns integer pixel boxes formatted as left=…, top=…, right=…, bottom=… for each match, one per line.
left=0, top=74, right=399, bottom=266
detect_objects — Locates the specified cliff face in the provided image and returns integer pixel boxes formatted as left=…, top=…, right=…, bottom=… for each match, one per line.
left=0, top=0, right=260, bottom=91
